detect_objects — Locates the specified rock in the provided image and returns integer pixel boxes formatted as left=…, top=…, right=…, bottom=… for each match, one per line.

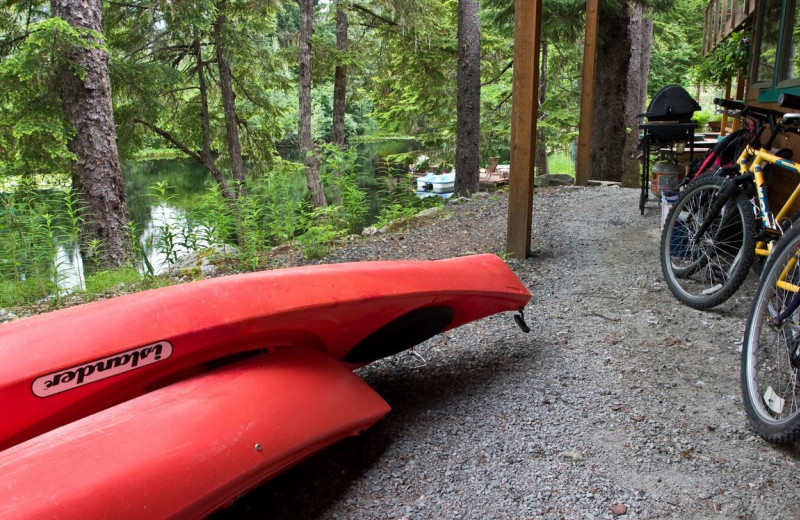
left=560, top=450, right=583, bottom=462
left=416, top=207, right=443, bottom=218
left=535, top=174, right=575, bottom=187
left=610, top=503, right=628, bottom=515
left=174, top=244, right=238, bottom=270
left=588, top=180, right=622, bottom=187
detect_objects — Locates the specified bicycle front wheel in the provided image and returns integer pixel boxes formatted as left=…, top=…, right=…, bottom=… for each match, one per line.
left=660, top=174, right=756, bottom=310
left=741, top=224, right=800, bottom=443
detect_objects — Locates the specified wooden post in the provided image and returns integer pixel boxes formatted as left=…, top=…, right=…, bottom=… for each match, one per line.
left=721, top=81, right=732, bottom=136
left=506, top=0, right=542, bottom=259
left=733, top=70, right=745, bottom=131
left=575, top=0, right=600, bottom=186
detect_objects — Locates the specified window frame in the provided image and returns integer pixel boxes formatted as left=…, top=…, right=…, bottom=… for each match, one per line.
left=753, top=0, right=800, bottom=100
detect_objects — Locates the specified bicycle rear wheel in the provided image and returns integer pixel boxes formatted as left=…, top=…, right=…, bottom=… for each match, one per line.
left=741, top=224, right=800, bottom=442
left=660, top=174, right=756, bottom=309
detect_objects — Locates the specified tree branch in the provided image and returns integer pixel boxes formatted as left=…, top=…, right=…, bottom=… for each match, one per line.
left=134, top=117, right=236, bottom=200
left=481, top=60, right=513, bottom=87
left=133, top=118, right=202, bottom=163
left=351, top=3, right=398, bottom=26
left=488, top=92, right=513, bottom=117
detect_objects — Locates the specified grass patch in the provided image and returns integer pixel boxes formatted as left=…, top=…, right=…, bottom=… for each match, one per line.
left=0, top=278, right=54, bottom=307
left=84, top=268, right=143, bottom=294
left=548, top=152, right=575, bottom=176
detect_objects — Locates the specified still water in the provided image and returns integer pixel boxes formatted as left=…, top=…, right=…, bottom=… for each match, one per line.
left=57, top=140, right=420, bottom=289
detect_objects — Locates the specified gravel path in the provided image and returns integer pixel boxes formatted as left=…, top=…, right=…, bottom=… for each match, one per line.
left=207, top=186, right=799, bottom=519
left=4, top=185, right=797, bottom=519
left=215, top=187, right=800, bottom=519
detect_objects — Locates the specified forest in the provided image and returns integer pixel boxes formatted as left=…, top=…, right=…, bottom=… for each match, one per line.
left=0, top=0, right=737, bottom=306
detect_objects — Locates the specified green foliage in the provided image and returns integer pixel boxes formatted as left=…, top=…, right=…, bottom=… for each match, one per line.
left=363, top=1, right=459, bottom=139
left=694, top=30, right=751, bottom=87
left=233, top=193, right=269, bottom=270
left=297, top=206, right=346, bottom=260
left=148, top=181, right=181, bottom=272
left=649, top=0, right=706, bottom=95
left=0, top=278, right=50, bottom=307
left=318, top=144, right=368, bottom=233
left=0, top=17, right=105, bottom=177
left=248, top=160, right=306, bottom=244
left=374, top=174, right=443, bottom=229
left=0, top=185, right=89, bottom=304
left=126, top=221, right=153, bottom=277
left=193, top=184, right=236, bottom=248
left=106, top=0, right=291, bottom=175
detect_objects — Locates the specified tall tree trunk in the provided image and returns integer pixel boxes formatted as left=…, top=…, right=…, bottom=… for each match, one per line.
left=622, top=5, right=652, bottom=188
left=454, top=0, right=481, bottom=197
left=214, top=3, right=247, bottom=198
left=331, top=3, right=348, bottom=147
left=297, top=0, right=326, bottom=207
left=535, top=41, right=549, bottom=177
left=589, top=0, right=632, bottom=182
left=51, top=0, right=130, bottom=270
left=194, top=38, right=234, bottom=199
left=329, top=2, right=349, bottom=205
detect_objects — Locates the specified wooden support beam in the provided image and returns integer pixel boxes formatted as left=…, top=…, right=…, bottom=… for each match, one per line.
left=506, top=0, right=542, bottom=259
left=575, top=0, right=599, bottom=186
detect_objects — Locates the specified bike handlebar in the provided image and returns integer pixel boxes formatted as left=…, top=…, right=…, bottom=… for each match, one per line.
left=714, top=98, right=746, bottom=111
left=712, top=98, right=788, bottom=125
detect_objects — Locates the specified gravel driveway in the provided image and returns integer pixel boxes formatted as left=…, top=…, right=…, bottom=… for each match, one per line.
left=213, top=186, right=800, bottom=519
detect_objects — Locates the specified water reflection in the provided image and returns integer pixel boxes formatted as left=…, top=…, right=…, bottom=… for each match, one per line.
left=54, top=243, right=84, bottom=293
left=139, top=203, right=213, bottom=275
left=45, top=140, right=421, bottom=289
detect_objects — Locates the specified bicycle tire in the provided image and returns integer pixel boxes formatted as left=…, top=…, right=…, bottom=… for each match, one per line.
left=660, top=174, right=756, bottom=309
left=741, top=223, right=800, bottom=442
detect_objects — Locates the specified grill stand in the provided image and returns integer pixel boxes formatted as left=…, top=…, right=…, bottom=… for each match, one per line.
left=638, top=122, right=696, bottom=215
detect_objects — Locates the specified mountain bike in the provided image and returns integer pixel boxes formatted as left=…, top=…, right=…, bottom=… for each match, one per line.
left=660, top=95, right=800, bottom=310
left=741, top=215, right=800, bottom=442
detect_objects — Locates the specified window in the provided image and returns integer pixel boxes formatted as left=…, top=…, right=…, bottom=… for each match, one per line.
left=754, top=0, right=783, bottom=85
left=753, top=0, right=800, bottom=100
left=778, top=0, right=800, bottom=84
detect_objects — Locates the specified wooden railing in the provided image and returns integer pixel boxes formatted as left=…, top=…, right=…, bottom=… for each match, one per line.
left=703, top=0, right=757, bottom=54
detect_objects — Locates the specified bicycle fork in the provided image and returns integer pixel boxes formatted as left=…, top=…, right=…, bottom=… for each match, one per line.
left=692, top=173, right=750, bottom=242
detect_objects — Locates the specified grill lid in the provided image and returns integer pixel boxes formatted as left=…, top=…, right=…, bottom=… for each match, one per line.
left=642, top=84, right=700, bottom=122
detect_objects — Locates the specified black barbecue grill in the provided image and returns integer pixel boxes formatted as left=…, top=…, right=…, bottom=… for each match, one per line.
left=638, top=84, right=700, bottom=214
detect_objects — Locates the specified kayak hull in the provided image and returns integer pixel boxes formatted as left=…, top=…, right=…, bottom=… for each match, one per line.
left=0, top=254, right=531, bottom=518
left=0, top=347, right=390, bottom=519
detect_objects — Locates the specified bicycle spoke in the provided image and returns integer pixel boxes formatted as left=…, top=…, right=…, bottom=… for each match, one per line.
left=742, top=231, right=800, bottom=441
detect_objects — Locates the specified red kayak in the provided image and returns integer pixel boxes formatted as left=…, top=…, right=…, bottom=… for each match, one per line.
left=0, top=254, right=530, bottom=519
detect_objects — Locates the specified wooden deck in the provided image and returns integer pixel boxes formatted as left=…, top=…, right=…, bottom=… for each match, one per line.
left=479, top=165, right=510, bottom=190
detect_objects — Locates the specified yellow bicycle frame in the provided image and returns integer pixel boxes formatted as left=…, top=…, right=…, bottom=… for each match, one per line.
left=739, top=144, right=800, bottom=257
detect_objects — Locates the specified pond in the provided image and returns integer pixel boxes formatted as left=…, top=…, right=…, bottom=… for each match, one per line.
left=53, top=139, right=424, bottom=289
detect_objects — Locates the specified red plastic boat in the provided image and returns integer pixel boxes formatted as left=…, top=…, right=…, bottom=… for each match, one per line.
left=0, top=254, right=530, bottom=519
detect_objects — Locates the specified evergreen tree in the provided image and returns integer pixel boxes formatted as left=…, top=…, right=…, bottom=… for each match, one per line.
left=455, top=0, right=481, bottom=196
